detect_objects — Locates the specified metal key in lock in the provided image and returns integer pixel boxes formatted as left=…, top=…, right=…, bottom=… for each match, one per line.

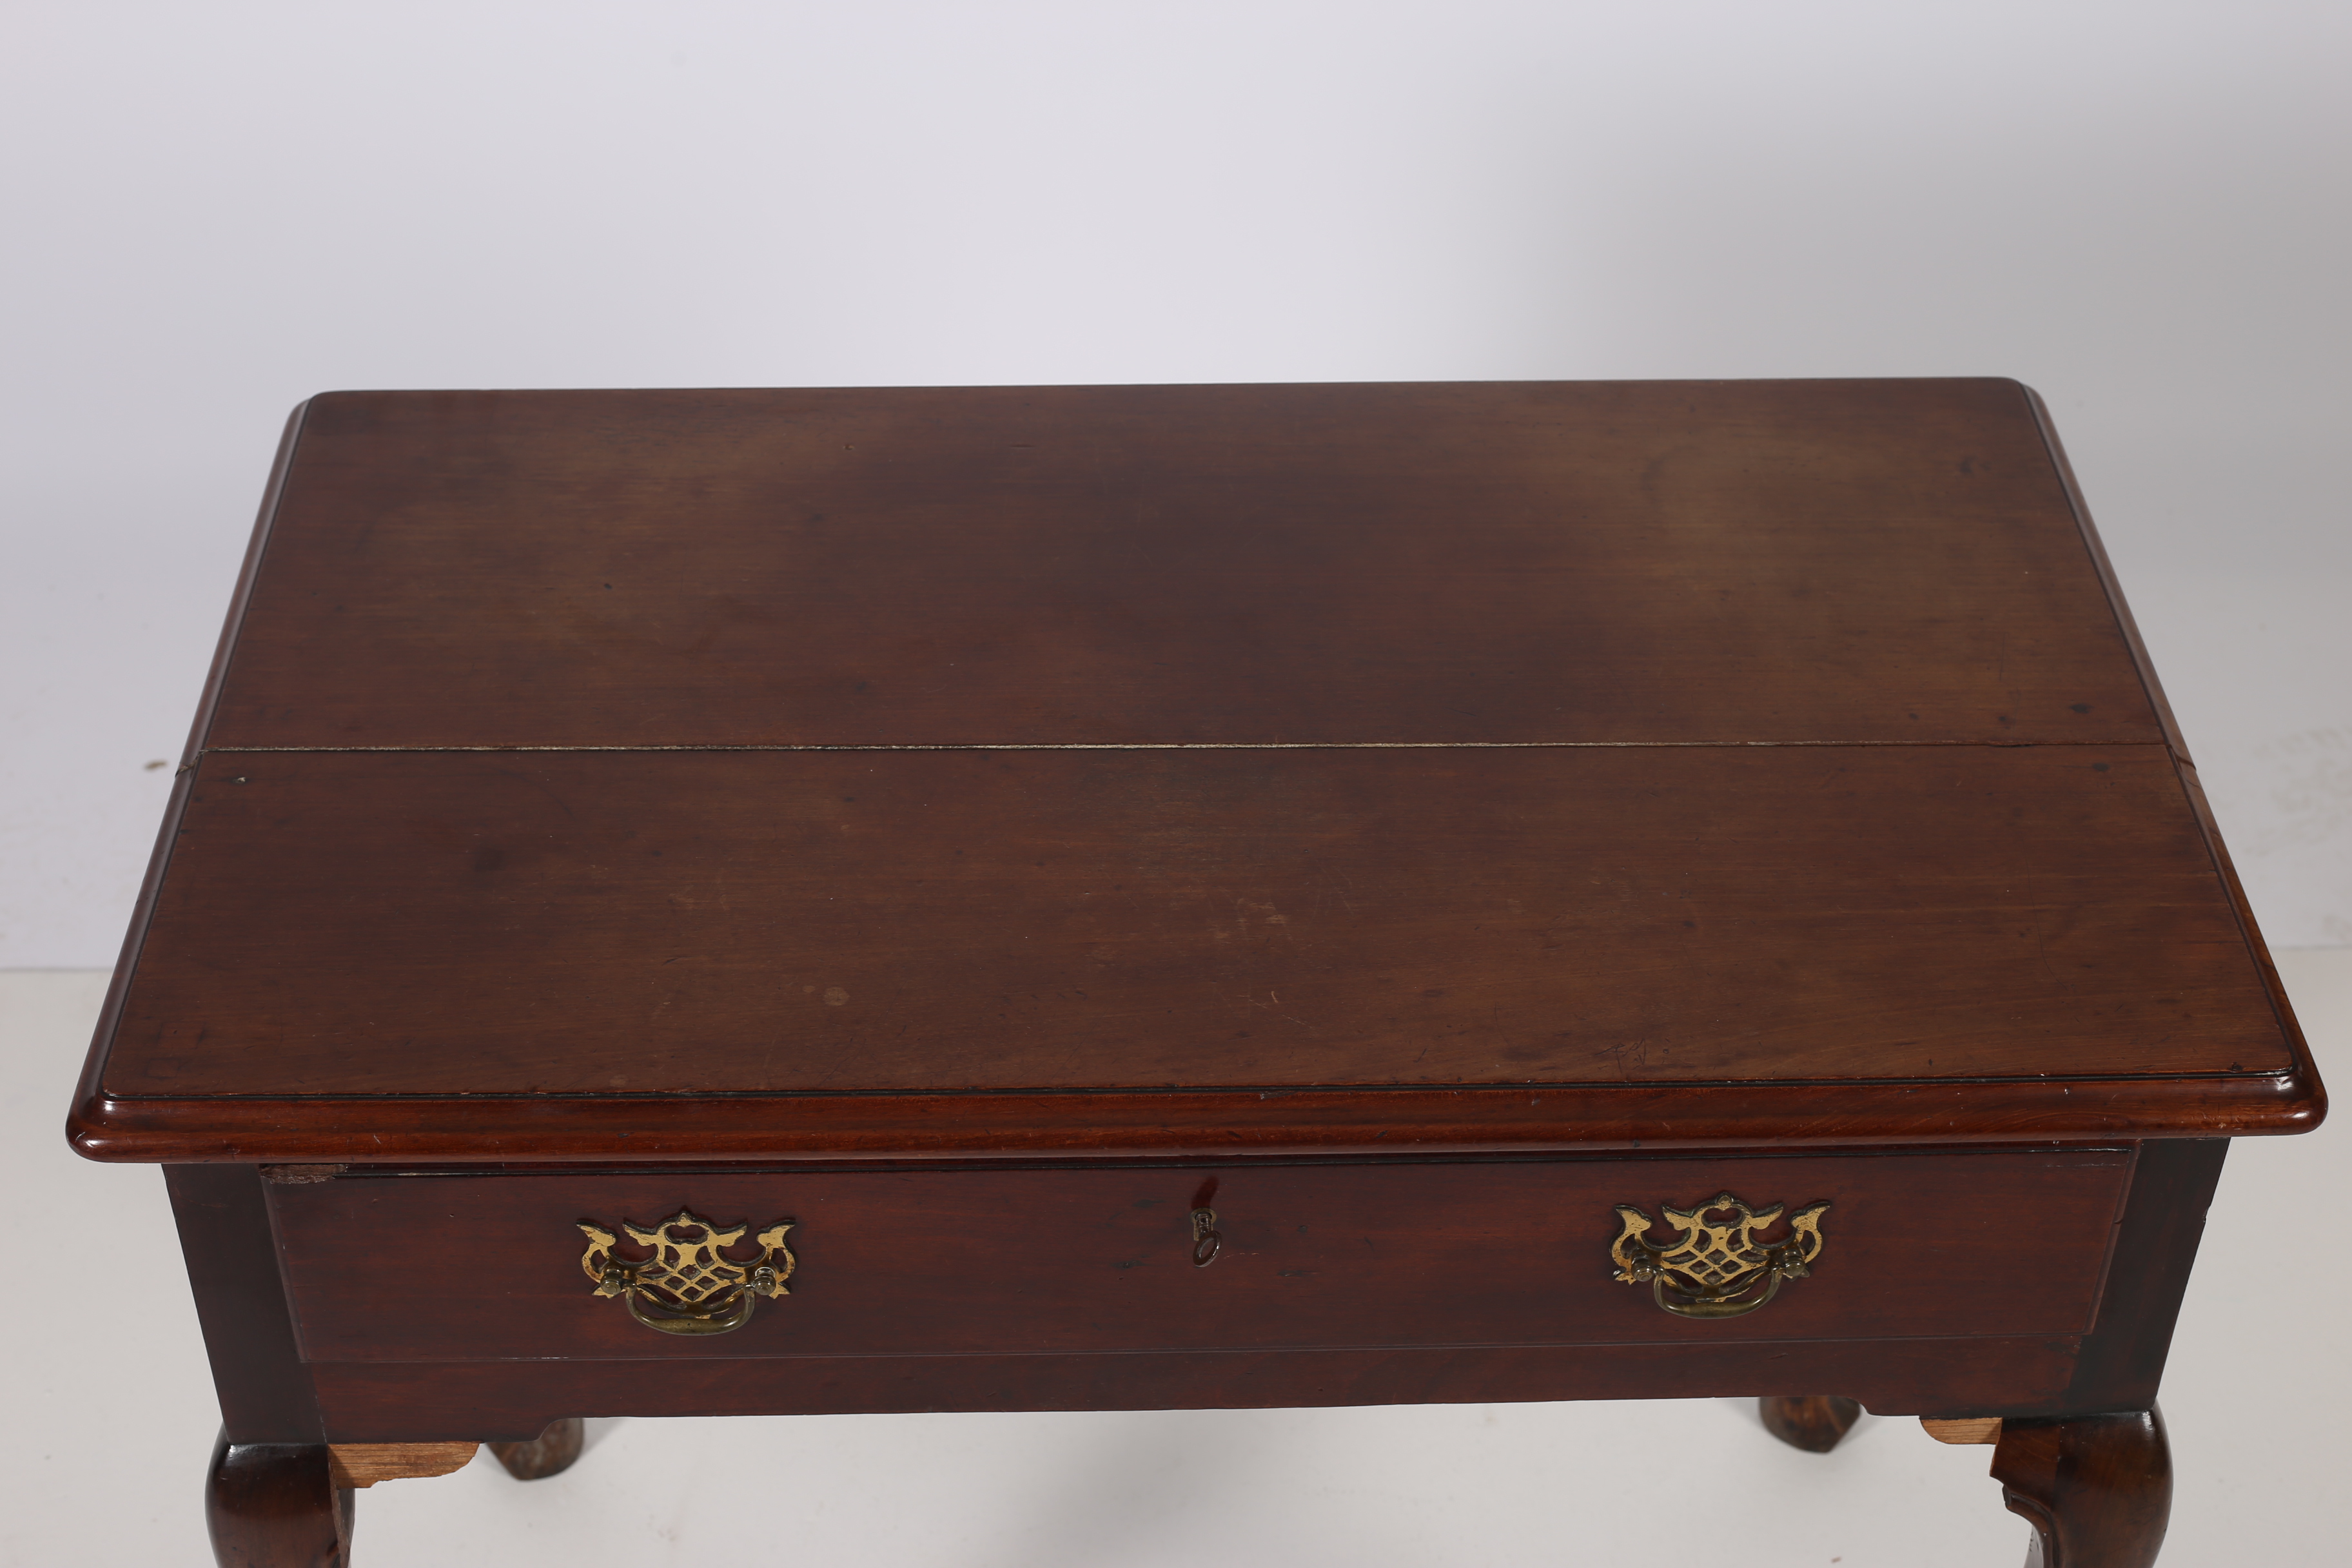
left=1190, top=1206, right=1222, bottom=1267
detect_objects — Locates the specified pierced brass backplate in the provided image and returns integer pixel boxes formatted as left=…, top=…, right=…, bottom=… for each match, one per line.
left=578, top=1208, right=794, bottom=1336
left=1609, top=1191, right=1828, bottom=1320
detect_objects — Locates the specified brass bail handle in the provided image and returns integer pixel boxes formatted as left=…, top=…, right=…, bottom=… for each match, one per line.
left=620, top=1277, right=759, bottom=1335
left=1190, top=1207, right=1222, bottom=1267
left=1609, top=1193, right=1828, bottom=1320
left=578, top=1209, right=796, bottom=1337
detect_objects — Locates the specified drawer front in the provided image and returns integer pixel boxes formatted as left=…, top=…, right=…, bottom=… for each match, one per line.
left=272, top=1149, right=2130, bottom=1363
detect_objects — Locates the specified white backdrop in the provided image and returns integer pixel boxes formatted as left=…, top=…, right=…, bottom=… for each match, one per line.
left=5, top=0, right=2349, bottom=965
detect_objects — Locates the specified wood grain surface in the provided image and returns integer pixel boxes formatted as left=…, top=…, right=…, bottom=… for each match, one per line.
left=325, top=1442, right=477, bottom=1490
left=1994, top=1407, right=2171, bottom=1567
left=485, top=1418, right=584, bottom=1482
left=1761, top=1395, right=1865, bottom=1453
left=266, top=1150, right=2132, bottom=1364
left=305, top=1333, right=2089, bottom=1444
left=89, top=382, right=2302, bottom=1568
left=282, top=1136, right=2222, bottom=1440
left=166, top=1164, right=326, bottom=1443
left=68, top=378, right=2323, bottom=1163
left=72, top=1073, right=2314, bottom=1164
left=101, top=744, right=2286, bottom=1099
left=205, top=1433, right=353, bottom=1568
left=204, top=380, right=2159, bottom=750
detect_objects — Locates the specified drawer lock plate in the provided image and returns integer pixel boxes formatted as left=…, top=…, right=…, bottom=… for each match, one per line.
left=1609, top=1193, right=1828, bottom=1320
left=578, top=1209, right=796, bottom=1335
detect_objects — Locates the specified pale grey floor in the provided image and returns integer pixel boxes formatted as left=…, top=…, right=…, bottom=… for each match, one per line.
left=6, top=954, right=2346, bottom=1567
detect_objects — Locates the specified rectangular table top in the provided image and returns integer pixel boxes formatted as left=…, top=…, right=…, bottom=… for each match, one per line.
left=72, top=380, right=2321, bottom=1163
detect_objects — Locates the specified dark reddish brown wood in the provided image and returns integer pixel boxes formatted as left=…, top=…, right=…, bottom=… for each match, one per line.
left=1992, top=1408, right=2170, bottom=1568
left=2019, top=388, right=2191, bottom=772
left=2157, top=754, right=2315, bottom=1112
left=68, top=406, right=313, bottom=1187
left=266, top=1152, right=2129, bottom=1364
left=182, top=402, right=310, bottom=772
left=2056, top=1140, right=2228, bottom=1413
left=2024, top=389, right=2319, bottom=1191
left=206, top=382, right=2158, bottom=750
left=72, top=740, right=2305, bottom=1164
left=115, top=744, right=2282, bottom=1096
left=74, top=1072, right=2317, bottom=1166
left=206, top=1430, right=353, bottom=1568
left=313, top=1337, right=2084, bottom=1443
left=488, top=1419, right=584, bottom=1482
left=70, top=379, right=2323, bottom=1167
left=67, top=382, right=2326, bottom=1568
left=1912, top=1140, right=2225, bottom=1427
left=165, top=1166, right=323, bottom=1443
left=1759, top=1396, right=1863, bottom=1453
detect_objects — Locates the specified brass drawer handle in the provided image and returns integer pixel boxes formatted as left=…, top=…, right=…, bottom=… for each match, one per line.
left=1609, top=1192, right=1827, bottom=1320
left=577, top=1208, right=795, bottom=1336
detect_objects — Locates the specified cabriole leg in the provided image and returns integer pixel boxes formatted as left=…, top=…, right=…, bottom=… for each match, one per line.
left=206, top=1429, right=353, bottom=1568
left=1990, top=1407, right=2170, bottom=1568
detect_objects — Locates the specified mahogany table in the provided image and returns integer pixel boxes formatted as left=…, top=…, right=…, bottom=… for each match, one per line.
left=70, top=380, right=2322, bottom=1567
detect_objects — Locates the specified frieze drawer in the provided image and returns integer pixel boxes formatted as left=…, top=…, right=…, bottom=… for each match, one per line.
left=270, top=1148, right=2133, bottom=1364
